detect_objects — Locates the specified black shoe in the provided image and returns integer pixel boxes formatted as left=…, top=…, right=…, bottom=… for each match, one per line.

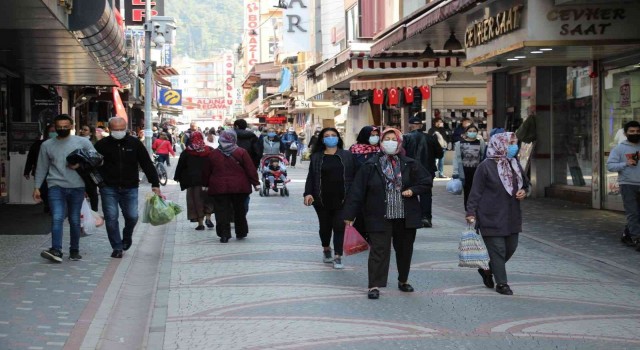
left=621, top=234, right=635, bottom=247
left=236, top=234, right=246, bottom=240
left=69, top=250, right=82, bottom=261
left=368, top=288, right=380, bottom=299
left=41, top=248, right=63, bottom=263
left=123, top=237, right=132, bottom=251
left=195, top=225, right=205, bottom=231
left=205, top=219, right=214, bottom=228
left=398, top=282, right=415, bottom=292
left=421, top=218, right=432, bottom=228
left=111, top=250, right=123, bottom=258
left=220, top=237, right=229, bottom=243
left=478, top=268, right=495, bottom=288
left=496, top=284, right=513, bottom=295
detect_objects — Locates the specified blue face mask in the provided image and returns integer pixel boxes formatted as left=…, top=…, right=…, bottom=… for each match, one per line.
left=267, top=132, right=276, bottom=138
left=507, top=144, right=519, bottom=158
left=323, top=136, right=339, bottom=148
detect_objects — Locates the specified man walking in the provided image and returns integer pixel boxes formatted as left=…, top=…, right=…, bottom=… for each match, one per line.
left=233, top=119, right=260, bottom=168
left=34, top=114, right=96, bottom=262
left=281, top=127, right=299, bottom=167
left=95, top=117, right=162, bottom=258
left=607, top=120, right=640, bottom=250
left=403, top=117, right=442, bottom=228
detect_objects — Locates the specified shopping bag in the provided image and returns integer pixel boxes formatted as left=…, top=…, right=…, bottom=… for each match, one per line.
left=446, top=178, right=463, bottom=195
left=166, top=200, right=183, bottom=215
left=458, top=230, right=490, bottom=270
left=147, top=194, right=176, bottom=226
left=91, top=210, right=104, bottom=227
left=142, top=193, right=154, bottom=224
left=343, top=225, right=369, bottom=256
left=80, top=199, right=96, bottom=235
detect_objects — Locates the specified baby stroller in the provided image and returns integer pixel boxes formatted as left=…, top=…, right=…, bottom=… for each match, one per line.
left=259, top=154, right=290, bottom=197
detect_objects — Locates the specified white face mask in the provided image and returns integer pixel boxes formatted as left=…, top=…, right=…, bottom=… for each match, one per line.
left=111, top=130, right=127, bottom=140
left=381, top=140, right=398, bottom=155
left=369, top=136, right=380, bottom=145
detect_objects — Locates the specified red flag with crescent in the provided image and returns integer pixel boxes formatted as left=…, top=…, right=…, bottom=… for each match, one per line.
left=388, top=88, right=399, bottom=105
left=372, top=88, right=384, bottom=105
left=404, top=87, right=414, bottom=103
left=420, top=85, right=431, bottom=100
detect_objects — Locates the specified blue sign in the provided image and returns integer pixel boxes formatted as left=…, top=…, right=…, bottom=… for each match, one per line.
left=164, top=45, right=172, bottom=66
left=159, top=89, right=182, bottom=106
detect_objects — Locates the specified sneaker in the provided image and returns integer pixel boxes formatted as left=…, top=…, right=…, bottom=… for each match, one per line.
left=41, top=248, right=63, bottom=263
left=69, top=250, right=82, bottom=261
left=322, top=250, right=333, bottom=263
left=333, top=257, right=344, bottom=269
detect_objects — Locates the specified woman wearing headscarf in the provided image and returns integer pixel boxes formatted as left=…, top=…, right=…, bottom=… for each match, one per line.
left=174, top=131, right=215, bottom=231
left=349, top=126, right=380, bottom=170
left=202, top=130, right=260, bottom=243
left=452, top=124, right=486, bottom=210
left=465, top=132, right=528, bottom=296
left=303, top=128, right=356, bottom=269
left=343, top=128, right=432, bottom=299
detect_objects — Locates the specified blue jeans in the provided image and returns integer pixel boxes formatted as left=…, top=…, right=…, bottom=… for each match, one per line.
left=437, top=150, right=446, bottom=176
left=620, top=184, right=640, bottom=239
left=48, top=186, right=85, bottom=252
left=100, top=187, right=139, bottom=250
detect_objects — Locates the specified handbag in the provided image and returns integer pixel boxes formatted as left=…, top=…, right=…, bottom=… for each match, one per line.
left=343, top=225, right=369, bottom=256
left=289, top=142, right=298, bottom=150
left=458, top=229, right=490, bottom=270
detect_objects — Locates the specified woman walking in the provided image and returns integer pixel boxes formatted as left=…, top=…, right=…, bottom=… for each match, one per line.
left=174, top=131, right=215, bottom=231
left=428, top=118, right=451, bottom=178
left=152, top=133, right=175, bottom=166
left=452, top=124, right=486, bottom=210
left=349, top=126, right=380, bottom=170
left=303, top=128, right=356, bottom=269
left=465, top=132, right=528, bottom=296
left=202, top=130, right=260, bottom=243
left=343, top=128, right=432, bottom=299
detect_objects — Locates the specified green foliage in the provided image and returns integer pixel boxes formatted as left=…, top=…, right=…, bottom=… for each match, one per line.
left=244, top=87, right=259, bottom=104
left=166, top=0, right=243, bottom=59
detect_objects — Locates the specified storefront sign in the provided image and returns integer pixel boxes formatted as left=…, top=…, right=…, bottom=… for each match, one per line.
left=463, top=97, right=478, bottom=106
left=547, top=7, right=625, bottom=36
left=465, top=5, right=524, bottom=48
left=244, top=0, right=260, bottom=71
left=190, top=98, right=227, bottom=110
left=224, top=52, right=235, bottom=107
left=115, top=0, right=165, bottom=26
left=281, top=0, right=311, bottom=53
left=266, top=116, right=287, bottom=124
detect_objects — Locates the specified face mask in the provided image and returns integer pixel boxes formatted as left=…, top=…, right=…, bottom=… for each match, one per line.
left=111, top=130, right=127, bottom=140
left=267, top=132, right=276, bottom=138
left=56, top=129, right=70, bottom=138
left=466, top=132, right=477, bottom=139
left=627, top=134, right=640, bottom=143
left=368, top=136, right=380, bottom=145
left=323, top=136, right=339, bottom=148
left=48, top=132, right=57, bottom=139
left=381, top=140, right=398, bottom=155
left=506, top=144, right=519, bottom=158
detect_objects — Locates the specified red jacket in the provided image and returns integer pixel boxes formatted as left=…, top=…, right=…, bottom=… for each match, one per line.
left=152, top=139, right=175, bottom=156
left=202, top=148, right=259, bottom=195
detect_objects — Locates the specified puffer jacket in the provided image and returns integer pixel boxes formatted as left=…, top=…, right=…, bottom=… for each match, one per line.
left=303, top=149, right=356, bottom=207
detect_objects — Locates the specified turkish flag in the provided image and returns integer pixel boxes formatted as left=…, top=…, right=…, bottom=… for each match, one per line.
left=388, top=88, right=399, bottom=105
left=372, top=88, right=384, bottom=105
left=404, top=87, right=414, bottom=103
left=420, top=85, right=431, bottom=100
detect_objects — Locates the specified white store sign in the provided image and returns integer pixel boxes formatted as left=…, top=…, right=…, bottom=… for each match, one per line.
left=281, top=0, right=310, bottom=53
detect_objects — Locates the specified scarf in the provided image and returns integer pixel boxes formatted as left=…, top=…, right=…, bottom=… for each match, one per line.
left=349, top=143, right=379, bottom=155
left=185, top=131, right=211, bottom=157
left=217, top=130, right=239, bottom=157
left=486, top=132, right=523, bottom=196
left=379, top=154, right=402, bottom=191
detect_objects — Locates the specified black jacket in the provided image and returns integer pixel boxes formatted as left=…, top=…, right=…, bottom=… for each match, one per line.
left=403, top=130, right=443, bottom=175
left=174, top=151, right=209, bottom=191
left=95, top=135, right=160, bottom=188
left=343, top=154, right=432, bottom=231
left=24, top=139, right=45, bottom=176
left=304, top=149, right=356, bottom=207
left=236, top=129, right=260, bottom=167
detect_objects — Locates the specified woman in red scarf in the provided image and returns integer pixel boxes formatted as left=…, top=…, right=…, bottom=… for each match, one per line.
left=349, top=126, right=380, bottom=171
left=174, top=131, right=214, bottom=230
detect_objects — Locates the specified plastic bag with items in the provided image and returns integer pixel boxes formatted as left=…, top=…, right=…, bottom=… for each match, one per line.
left=142, top=194, right=182, bottom=226
left=446, top=178, right=463, bottom=195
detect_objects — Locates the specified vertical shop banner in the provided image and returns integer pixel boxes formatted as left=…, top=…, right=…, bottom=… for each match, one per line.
left=244, top=0, right=260, bottom=73
left=112, top=88, right=128, bottom=122
left=224, top=52, right=235, bottom=107
left=282, top=0, right=310, bottom=53
left=620, top=77, right=631, bottom=108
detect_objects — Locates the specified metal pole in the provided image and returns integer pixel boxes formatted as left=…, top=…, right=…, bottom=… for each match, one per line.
left=144, top=0, right=153, bottom=154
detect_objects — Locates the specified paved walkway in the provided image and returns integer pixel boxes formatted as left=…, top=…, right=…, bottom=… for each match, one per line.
left=0, top=156, right=639, bottom=349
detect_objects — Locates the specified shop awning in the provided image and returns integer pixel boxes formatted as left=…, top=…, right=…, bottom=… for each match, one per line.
left=350, top=75, right=437, bottom=91
left=316, top=49, right=354, bottom=75
left=156, top=66, right=180, bottom=77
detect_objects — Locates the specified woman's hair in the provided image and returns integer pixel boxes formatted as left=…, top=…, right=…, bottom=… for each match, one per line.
left=465, top=124, right=479, bottom=133
left=312, top=127, right=344, bottom=153
left=432, top=117, right=443, bottom=127
left=159, top=133, right=168, bottom=140
left=355, top=126, right=378, bottom=145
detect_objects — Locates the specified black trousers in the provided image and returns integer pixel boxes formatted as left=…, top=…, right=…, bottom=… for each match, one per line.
left=313, top=206, right=345, bottom=256
left=85, top=180, right=99, bottom=212
left=285, top=149, right=298, bottom=166
left=211, top=194, right=249, bottom=238
left=418, top=187, right=432, bottom=220
left=462, top=167, right=477, bottom=211
left=483, top=234, right=519, bottom=285
left=368, top=219, right=416, bottom=288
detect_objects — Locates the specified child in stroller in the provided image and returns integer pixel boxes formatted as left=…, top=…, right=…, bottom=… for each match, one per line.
left=264, top=158, right=290, bottom=191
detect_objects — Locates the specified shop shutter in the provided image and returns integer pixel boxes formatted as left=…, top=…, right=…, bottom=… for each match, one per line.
left=359, top=0, right=375, bottom=38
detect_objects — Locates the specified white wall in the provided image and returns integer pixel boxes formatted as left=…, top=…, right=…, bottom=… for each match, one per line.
left=320, top=0, right=344, bottom=60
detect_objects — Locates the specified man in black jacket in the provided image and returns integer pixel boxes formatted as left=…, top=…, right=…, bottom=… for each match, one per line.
left=233, top=119, right=260, bottom=167
left=403, top=117, right=444, bottom=228
left=95, top=117, right=162, bottom=258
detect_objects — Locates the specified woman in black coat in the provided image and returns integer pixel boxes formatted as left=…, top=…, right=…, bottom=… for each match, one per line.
left=465, top=132, right=528, bottom=296
left=343, top=128, right=432, bottom=300
left=174, top=131, right=214, bottom=231
left=303, top=127, right=356, bottom=270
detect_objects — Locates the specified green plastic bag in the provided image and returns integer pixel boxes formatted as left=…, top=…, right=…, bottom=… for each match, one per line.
left=148, top=195, right=175, bottom=226
left=166, top=200, right=183, bottom=216
left=142, top=194, right=153, bottom=224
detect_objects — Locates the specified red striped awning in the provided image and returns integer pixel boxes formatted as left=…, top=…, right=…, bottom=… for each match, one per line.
left=156, top=66, right=180, bottom=77
left=352, top=56, right=462, bottom=70
left=350, top=75, right=437, bottom=91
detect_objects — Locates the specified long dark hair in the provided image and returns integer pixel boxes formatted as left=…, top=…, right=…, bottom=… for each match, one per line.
left=312, top=127, right=344, bottom=153
left=355, top=126, right=378, bottom=145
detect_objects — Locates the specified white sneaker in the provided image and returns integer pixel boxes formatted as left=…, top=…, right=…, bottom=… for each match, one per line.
left=333, top=257, right=344, bottom=269
left=323, top=250, right=333, bottom=263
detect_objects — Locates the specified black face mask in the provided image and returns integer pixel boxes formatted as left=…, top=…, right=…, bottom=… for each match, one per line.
left=56, top=129, right=71, bottom=138
left=628, top=134, right=640, bottom=143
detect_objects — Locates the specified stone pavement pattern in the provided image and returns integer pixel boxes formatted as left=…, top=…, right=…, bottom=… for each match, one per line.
left=0, top=157, right=639, bottom=349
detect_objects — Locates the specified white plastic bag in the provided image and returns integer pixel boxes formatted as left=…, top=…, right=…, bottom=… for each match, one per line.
left=80, top=199, right=97, bottom=235
left=446, top=178, right=463, bottom=195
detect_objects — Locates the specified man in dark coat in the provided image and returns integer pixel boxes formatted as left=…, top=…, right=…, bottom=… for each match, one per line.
left=233, top=119, right=260, bottom=167
left=403, top=117, right=443, bottom=228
